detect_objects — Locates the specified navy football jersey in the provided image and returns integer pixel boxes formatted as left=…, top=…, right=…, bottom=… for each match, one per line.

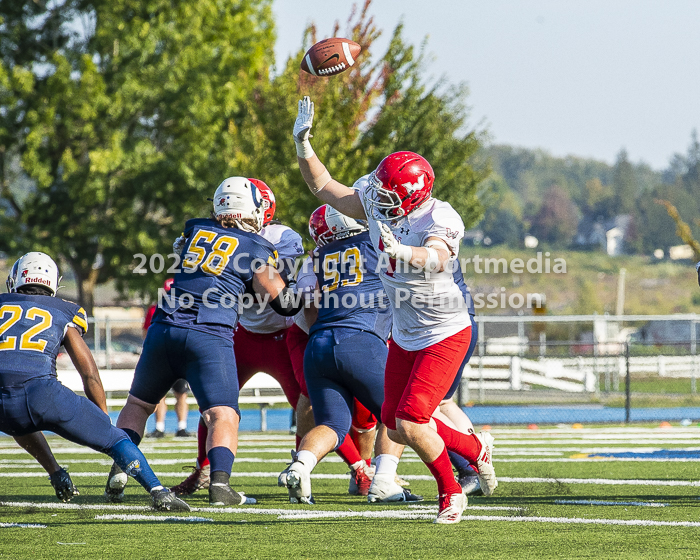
left=453, top=265, right=475, bottom=316
left=0, top=293, right=88, bottom=386
left=156, top=218, right=278, bottom=338
left=310, top=231, right=392, bottom=341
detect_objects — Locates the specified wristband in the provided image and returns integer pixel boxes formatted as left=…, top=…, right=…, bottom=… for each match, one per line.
left=310, top=168, right=332, bottom=194
left=295, top=139, right=315, bottom=159
left=424, top=247, right=440, bottom=272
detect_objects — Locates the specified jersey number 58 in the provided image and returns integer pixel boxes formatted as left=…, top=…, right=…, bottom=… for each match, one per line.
left=182, top=230, right=240, bottom=276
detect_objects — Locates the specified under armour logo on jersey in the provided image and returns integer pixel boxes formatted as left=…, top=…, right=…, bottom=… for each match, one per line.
left=401, top=173, right=425, bottom=193
left=398, top=226, right=410, bottom=235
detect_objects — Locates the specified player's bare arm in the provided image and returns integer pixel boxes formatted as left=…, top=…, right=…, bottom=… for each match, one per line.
left=378, top=224, right=451, bottom=272
left=253, top=265, right=304, bottom=317
left=294, top=96, right=366, bottom=220
left=63, top=326, right=108, bottom=414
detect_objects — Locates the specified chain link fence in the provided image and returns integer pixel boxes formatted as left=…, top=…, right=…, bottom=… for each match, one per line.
left=61, top=313, right=700, bottom=425
left=455, top=314, right=700, bottom=424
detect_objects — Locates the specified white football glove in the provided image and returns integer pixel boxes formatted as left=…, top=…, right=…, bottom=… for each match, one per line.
left=294, top=96, right=314, bottom=142
left=173, top=235, right=186, bottom=255
left=377, top=222, right=412, bottom=262
left=293, top=97, right=315, bottom=158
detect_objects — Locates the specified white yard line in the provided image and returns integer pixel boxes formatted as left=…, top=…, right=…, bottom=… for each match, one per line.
left=4, top=472, right=700, bottom=487
left=555, top=500, right=668, bottom=507
left=0, top=522, right=46, bottom=528
left=95, top=515, right=212, bottom=522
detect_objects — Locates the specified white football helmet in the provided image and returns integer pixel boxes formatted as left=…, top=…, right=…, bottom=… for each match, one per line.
left=212, top=176, right=265, bottom=233
left=309, top=205, right=368, bottom=246
left=6, top=252, right=61, bottom=296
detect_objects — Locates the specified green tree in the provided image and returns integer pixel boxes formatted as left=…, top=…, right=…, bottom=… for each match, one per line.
left=611, top=149, right=637, bottom=214
left=479, top=174, right=524, bottom=246
left=1, top=0, right=488, bottom=312
left=0, top=0, right=275, bottom=313
left=530, top=185, right=579, bottom=245
left=633, top=185, right=699, bottom=253
left=227, top=4, right=488, bottom=239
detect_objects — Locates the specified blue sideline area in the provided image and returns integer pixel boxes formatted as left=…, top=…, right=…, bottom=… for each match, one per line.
left=102, top=406, right=700, bottom=435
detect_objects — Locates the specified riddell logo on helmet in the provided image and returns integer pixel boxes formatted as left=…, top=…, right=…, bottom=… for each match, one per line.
left=401, top=174, right=425, bottom=193
left=24, top=276, right=51, bottom=286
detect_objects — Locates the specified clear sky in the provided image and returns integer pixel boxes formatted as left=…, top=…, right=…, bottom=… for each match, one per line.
left=272, top=0, right=700, bottom=170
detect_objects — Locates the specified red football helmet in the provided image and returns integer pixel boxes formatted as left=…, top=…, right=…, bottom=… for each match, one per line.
left=309, top=205, right=367, bottom=246
left=249, top=178, right=276, bottom=225
left=364, top=151, right=435, bottom=220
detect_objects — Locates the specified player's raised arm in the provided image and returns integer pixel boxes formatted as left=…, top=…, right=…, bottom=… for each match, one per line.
left=63, top=326, right=108, bottom=414
left=294, top=97, right=366, bottom=220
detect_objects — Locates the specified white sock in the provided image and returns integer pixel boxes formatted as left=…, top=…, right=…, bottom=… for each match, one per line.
left=296, top=450, right=318, bottom=472
left=150, top=485, right=164, bottom=493
left=374, top=454, right=399, bottom=477
left=178, top=420, right=187, bottom=430
left=155, top=421, right=165, bottom=432
left=350, top=460, right=365, bottom=472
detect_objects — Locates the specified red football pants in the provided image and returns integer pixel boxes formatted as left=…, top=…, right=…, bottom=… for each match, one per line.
left=381, top=326, right=471, bottom=430
left=234, top=325, right=301, bottom=409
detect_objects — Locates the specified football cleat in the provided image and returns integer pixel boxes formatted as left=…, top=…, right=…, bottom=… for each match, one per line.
left=285, top=463, right=314, bottom=505
left=151, top=488, right=191, bottom=512
left=171, top=463, right=211, bottom=496
left=348, top=465, right=373, bottom=496
left=49, top=467, right=79, bottom=502
left=278, top=450, right=298, bottom=487
left=434, top=492, right=467, bottom=524
left=146, top=429, right=165, bottom=439
left=104, top=462, right=128, bottom=503
left=208, top=483, right=257, bottom=506
left=458, top=472, right=483, bottom=496
left=367, top=474, right=423, bottom=504
left=475, top=431, right=498, bottom=497
left=175, top=429, right=191, bottom=438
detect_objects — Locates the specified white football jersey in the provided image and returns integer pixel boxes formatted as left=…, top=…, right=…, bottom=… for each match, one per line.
left=356, top=175, right=471, bottom=351
left=292, top=255, right=316, bottom=334
left=239, top=223, right=304, bottom=334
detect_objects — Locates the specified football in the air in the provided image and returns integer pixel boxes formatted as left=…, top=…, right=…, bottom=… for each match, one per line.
left=300, top=37, right=361, bottom=77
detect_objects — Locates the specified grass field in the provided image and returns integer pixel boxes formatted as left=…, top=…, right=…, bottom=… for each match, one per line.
left=2, top=425, right=700, bottom=559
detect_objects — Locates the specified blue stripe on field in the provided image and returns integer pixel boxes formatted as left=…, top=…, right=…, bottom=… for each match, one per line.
left=460, top=406, right=700, bottom=425
left=583, top=449, right=700, bottom=459
left=107, top=408, right=295, bottom=434
left=105, top=405, right=700, bottom=434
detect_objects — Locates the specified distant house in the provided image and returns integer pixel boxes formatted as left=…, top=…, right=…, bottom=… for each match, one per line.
left=463, top=229, right=485, bottom=246
left=634, top=320, right=700, bottom=346
left=575, top=214, right=632, bottom=256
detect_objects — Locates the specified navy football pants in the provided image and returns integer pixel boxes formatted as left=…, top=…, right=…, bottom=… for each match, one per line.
left=131, top=322, right=240, bottom=414
left=0, top=376, right=127, bottom=453
left=304, top=328, right=387, bottom=446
